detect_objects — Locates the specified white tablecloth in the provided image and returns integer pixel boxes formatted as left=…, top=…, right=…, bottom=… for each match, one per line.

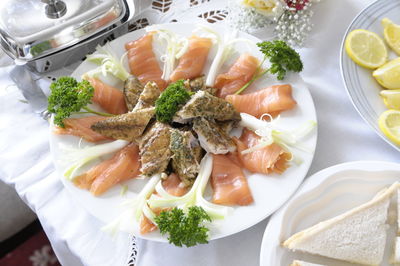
left=1, top=0, right=398, bottom=265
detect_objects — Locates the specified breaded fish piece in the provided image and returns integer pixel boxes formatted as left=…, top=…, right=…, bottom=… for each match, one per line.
left=174, top=91, right=240, bottom=123
left=139, top=122, right=172, bottom=176
left=124, top=76, right=144, bottom=111
left=184, top=76, right=217, bottom=95
left=218, top=120, right=238, bottom=134
left=91, top=107, right=155, bottom=142
left=170, top=129, right=201, bottom=186
left=133, top=81, right=161, bottom=111
left=192, top=117, right=236, bottom=154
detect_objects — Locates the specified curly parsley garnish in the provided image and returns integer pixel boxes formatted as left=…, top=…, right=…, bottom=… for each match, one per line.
left=48, top=76, right=112, bottom=127
left=155, top=80, right=192, bottom=123
left=155, top=206, right=212, bottom=247
left=235, top=40, right=303, bottom=95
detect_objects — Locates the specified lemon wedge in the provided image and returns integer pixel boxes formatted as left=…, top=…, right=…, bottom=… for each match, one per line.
left=380, top=90, right=400, bottom=109
left=373, top=57, right=400, bottom=89
left=345, top=29, right=388, bottom=69
left=378, top=109, right=400, bottom=145
left=382, top=18, right=400, bottom=55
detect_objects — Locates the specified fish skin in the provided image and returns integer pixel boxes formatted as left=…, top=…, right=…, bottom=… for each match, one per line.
left=174, top=90, right=240, bottom=123
left=85, top=77, right=128, bottom=115
left=169, top=36, right=212, bottom=82
left=218, top=120, right=238, bottom=134
left=125, top=33, right=167, bottom=90
left=139, top=122, right=172, bottom=176
left=192, top=117, right=236, bottom=154
left=170, top=129, right=201, bottom=186
left=183, top=76, right=218, bottom=95
left=214, top=53, right=259, bottom=99
left=211, top=154, right=254, bottom=206
left=124, top=76, right=144, bottom=111
left=226, top=84, right=297, bottom=118
left=91, top=82, right=160, bottom=143
left=132, top=81, right=161, bottom=111
left=90, top=107, right=155, bottom=142
left=53, top=116, right=111, bottom=142
left=184, top=76, right=206, bottom=91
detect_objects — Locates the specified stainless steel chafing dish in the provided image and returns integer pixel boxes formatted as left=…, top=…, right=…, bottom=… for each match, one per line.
left=0, top=0, right=135, bottom=73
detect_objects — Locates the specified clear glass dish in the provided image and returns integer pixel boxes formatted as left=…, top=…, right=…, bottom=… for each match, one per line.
left=340, top=0, right=400, bottom=152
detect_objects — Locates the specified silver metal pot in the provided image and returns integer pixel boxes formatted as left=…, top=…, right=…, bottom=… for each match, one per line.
left=0, top=0, right=135, bottom=73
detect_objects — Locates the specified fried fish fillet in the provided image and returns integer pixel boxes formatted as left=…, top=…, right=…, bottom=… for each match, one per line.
left=174, top=90, right=240, bottom=123
left=170, top=129, right=202, bottom=186
left=139, top=122, right=172, bottom=176
left=184, top=76, right=217, bottom=95
left=124, top=76, right=144, bottom=111
left=192, top=117, right=236, bottom=154
left=91, top=107, right=155, bottom=142
left=133, top=81, right=161, bottom=111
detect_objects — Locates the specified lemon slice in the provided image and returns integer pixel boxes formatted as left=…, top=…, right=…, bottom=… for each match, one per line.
left=380, top=89, right=400, bottom=109
left=373, top=57, right=400, bottom=89
left=382, top=18, right=400, bottom=55
left=345, top=29, right=388, bottom=69
left=378, top=110, right=400, bottom=145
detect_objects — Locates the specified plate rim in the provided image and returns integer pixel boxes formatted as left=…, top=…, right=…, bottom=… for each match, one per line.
left=340, top=0, right=400, bottom=153
left=259, top=159, right=400, bottom=265
left=49, top=22, right=318, bottom=243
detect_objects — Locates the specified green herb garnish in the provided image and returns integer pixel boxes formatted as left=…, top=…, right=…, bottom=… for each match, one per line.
left=155, top=206, right=211, bottom=247
left=235, top=40, right=303, bottom=95
left=48, top=76, right=113, bottom=127
left=155, top=80, right=192, bottom=123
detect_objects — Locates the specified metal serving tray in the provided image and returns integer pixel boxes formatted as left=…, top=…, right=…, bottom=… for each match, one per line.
left=0, top=0, right=135, bottom=73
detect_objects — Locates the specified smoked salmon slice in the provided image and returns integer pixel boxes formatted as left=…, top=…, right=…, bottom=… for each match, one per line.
left=140, top=215, right=157, bottom=235
left=226, top=84, right=297, bottom=118
left=214, top=53, right=259, bottom=98
left=85, top=77, right=128, bottom=115
left=73, top=143, right=140, bottom=196
left=169, top=36, right=212, bottom=82
left=125, top=33, right=167, bottom=90
left=139, top=173, right=188, bottom=234
left=235, top=129, right=291, bottom=175
left=211, top=154, right=254, bottom=206
left=53, top=116, right=111, bottom=142
left=162, top=173, right=189, bottom=197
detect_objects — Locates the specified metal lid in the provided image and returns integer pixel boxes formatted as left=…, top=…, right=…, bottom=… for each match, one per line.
left=0, top=0, right=133, bottom=62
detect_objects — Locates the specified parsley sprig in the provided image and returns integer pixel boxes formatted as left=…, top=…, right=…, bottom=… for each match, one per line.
left=235, top=40, right=303, bottom=95
left=48, top=76, right=113, bottom=127
left=155, top=80, right=192, bottom=123
left=155, top=206, right=212, bottom=247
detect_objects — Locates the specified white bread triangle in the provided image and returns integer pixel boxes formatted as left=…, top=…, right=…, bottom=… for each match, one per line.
left=290, top=260, right=326, bottom=266
left=391, top=237, right=400, bottom=265
left=398, top=189, right=400, bottom=234
left=283, top=182, right=399, bottom=266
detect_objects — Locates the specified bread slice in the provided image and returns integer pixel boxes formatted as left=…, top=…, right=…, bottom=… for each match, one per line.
left=290, top=260, right=326, bottom=266
left=283, top=182, right=399, bottom=266
left=398, top=189, right=400, bottom=234
left=391, top=237, right=400, bottom=265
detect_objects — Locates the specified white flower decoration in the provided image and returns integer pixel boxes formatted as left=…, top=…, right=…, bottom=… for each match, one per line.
left=241, top=0, right=284, bottom=18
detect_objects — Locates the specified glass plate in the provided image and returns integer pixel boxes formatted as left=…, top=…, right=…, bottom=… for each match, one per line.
left=260, top=160, right=400, bottom=265
left=340, top=0, right=400, bottom=152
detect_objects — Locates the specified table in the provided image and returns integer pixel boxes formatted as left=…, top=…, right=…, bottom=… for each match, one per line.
left=1, top=0, right=398, bottom=265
